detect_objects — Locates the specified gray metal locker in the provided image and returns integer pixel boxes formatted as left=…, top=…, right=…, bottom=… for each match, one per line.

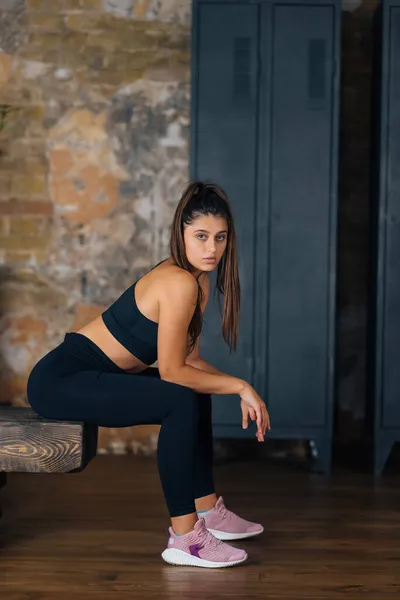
left=190, top=0, right=341, bottom=474
left=370, top=0, right=400, bottom=475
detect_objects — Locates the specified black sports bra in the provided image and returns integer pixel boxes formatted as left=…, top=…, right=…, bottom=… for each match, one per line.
left=101, top=262, right=166, bottom=365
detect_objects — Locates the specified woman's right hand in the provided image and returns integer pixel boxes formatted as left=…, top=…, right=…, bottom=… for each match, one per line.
left=239, top=383, right=271, bottom=442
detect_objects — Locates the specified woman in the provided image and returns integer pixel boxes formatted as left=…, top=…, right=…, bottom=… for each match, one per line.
left=27, top=181, right=271, bottom=569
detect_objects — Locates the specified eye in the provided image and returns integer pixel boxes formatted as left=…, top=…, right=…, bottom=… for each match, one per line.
left=197, top=234, right=207, bottom=240
left=217, top=235, right=226, bottom=242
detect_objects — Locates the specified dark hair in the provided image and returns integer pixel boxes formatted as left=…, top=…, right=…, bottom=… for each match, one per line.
left=170, top=180, right=240, bottom=354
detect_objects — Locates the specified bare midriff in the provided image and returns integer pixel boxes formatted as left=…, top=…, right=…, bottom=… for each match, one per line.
left=76, top=316, right=151, bottom=373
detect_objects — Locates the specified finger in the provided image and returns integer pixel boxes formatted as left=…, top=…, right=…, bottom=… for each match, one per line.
left=261, top=406, right=269, bottom=434
left=259, top=407, right=265, bottom=432
left=265, top=411, right=270, bottom=434
left=241, top=405, right=249, bottom=429
left=256, top=406, right=262, bottom=429
left=256, top=408, right=263, bottom=436
left=248, top=406, right=257, bottom=421
left=256, top=405, right=266, bottom=440
left=256, top=430, right=264, bottom=442
left=262, top=409, right=267, bottom=434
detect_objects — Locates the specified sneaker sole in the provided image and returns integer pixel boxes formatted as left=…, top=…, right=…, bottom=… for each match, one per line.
left=207, top=526, right=264, bottom=541
left=161, top=548, right=248, bottom=568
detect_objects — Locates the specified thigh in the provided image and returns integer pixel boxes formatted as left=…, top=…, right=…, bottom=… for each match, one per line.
left=32, top=367, right=195, bottom=428
left=136, top=366, right=161, bottom=379
left=138, top=368, right=212, bottom=418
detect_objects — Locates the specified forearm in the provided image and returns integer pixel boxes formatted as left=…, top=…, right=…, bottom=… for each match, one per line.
left=162, top=363, right=245, bottom=395
left=186, top=357, right=224, bottom=376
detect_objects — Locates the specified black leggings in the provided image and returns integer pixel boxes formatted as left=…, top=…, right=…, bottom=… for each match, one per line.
left=27, top=332, right=215, bottom=518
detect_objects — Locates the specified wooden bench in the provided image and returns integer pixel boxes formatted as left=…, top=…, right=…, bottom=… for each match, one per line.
left=0, top=406, right=98, bottom=522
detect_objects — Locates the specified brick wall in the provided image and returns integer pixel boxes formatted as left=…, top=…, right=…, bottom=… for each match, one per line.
left=0, top=0, right=190, bottom=454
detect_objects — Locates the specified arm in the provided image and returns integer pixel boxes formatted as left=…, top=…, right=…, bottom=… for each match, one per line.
left=188, top=358, right=223, bottom=375
left=185, top=335, right=224, bottom=375
left=184, top=272, right=223, bottom=375
left=157, top=270, right=245, bottom=395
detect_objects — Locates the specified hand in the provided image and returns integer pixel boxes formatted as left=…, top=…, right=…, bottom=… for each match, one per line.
left=240, top=383, right=271, bottom=442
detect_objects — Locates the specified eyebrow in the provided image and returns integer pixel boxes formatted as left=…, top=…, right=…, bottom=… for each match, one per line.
left=194, top=229, right=228, bottom=234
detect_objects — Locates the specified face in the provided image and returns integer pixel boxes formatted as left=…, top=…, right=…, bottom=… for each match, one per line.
left=183, top=214, right=228, bottom=274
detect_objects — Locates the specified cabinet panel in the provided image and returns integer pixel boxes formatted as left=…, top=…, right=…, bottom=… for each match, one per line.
left=372, top=0, right=400, bottom=473
left=381, top=7, right=400, bottom=428
left=267, top=6, right=335, bottom=427
left=191, top=0, right=340, bottom=464
left=192, top=3, right=260, bottom=424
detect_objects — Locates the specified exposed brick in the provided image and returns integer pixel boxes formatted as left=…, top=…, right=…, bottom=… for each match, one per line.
left=0, top=217, right=8, bottom=235
left=29, top=13, right=66, bottom=32
left=8, top=139, right=47, bottom=162
left=58, top=0, right=90, bottom=11
left=5, top=104, right=45, bottom=132
left=0, top=201, right=53, bottom=216
left=32, top=250, right=47, bottom=263
left=27, top=0, right=59, bottom=11
left=0, top=170, right=15, bottom=194
left=26, top=32, right=62, bottom=53
left=9, top=218, right=41, bottom=235
left=80, top=0, right=103, bottom=10
left=64, top=13, right=105, bottom=33
left=50, top=149, right=74, bottom=178
left=5, top=315, right=48, bottom=344
left=59, top=0, right=99, bottom=10
left=0, top=374, right=28, bottom=405
left=0, top=235, right=50, bottom=251
left=0, top=52, right=12, bottom=90
left=11, top=176, right=47, bottom=197
left=5, top=251, right=33, bottom=264
left=71, top=303, right=106, bottom=331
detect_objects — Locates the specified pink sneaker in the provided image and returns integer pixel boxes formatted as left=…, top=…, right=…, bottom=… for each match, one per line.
left=201, top=496, right=264, bottom=541
left=161, top=517, right=248, bottom=568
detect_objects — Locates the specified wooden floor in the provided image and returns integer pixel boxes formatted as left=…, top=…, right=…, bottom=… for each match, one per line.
left=0, top=455, right=400, bottom=599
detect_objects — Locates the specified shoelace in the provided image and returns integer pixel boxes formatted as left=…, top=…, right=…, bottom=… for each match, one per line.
left=197, top=526, right=223, bottom=551
left=216, top=505, right=234, bottom=522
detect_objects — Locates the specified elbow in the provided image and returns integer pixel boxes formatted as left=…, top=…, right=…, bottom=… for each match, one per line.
left=184, top=357, right=199, bottom=370
left=159, top=366, right=182, bottom=384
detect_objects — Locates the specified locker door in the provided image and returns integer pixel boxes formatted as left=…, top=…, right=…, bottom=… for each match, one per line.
left=191, top=2, right=260, bottom=425
left=266, top=6, right=336, bottom=428
left=381, top=7, right=400, bottom=428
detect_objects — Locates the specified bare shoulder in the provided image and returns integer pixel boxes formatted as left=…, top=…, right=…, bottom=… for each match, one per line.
left=157, top=265, right=198, bottom=300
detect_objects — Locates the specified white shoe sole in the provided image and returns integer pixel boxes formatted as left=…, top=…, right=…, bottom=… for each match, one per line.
left=161, top=548, right=248, bottom=568
left=207, top=526, right=264, bottom=541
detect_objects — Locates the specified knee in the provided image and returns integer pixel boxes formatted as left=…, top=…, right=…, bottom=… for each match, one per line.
left=169, top=386, right=199, bottom=419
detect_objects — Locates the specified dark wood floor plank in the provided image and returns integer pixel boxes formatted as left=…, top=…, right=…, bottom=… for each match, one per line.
left=0, top=456, right=399, bottom=599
